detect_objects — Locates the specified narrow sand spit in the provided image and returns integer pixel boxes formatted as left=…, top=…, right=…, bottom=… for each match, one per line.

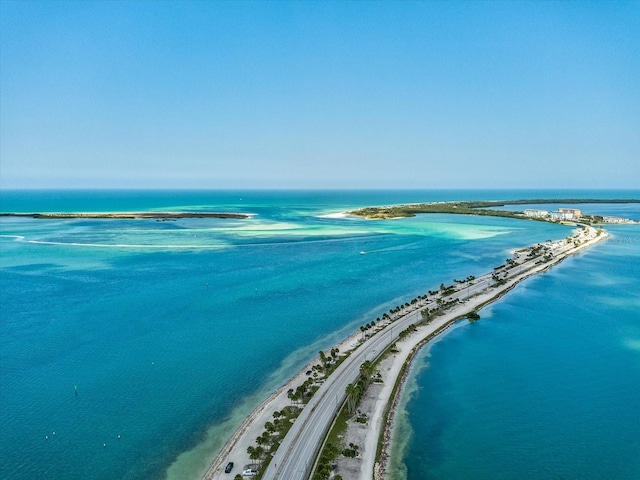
left=373, top=227, right=607, bottom=479
left=204, top=226, right=606, bottom=480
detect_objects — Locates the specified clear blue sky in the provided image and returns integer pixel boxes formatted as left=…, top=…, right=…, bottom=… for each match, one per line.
left=1, top=0, right=638, bottom=189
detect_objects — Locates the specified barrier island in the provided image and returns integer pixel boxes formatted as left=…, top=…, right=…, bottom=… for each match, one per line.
left=348, top=198, right=640, bottom=220
left=203, top=219, right=609, bottom=480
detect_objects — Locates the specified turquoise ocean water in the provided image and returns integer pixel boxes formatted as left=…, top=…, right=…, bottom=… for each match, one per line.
left=389, top=204, right=640, bottom=480
left=0, top=190, right=638, bottom=480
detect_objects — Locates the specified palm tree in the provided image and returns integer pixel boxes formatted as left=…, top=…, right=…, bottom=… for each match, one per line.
left=345, top=383, right=358, bottom=414
left=255, top=445, right=265, bottom=467
left=247, top=445, right=257, bottom=461
left=288, top=388, right=302, bottom=407
left=264, top=421, right=275, bottom=435
left=319, top=350, right=327, bottom=366
left=258, top=430, right=271, bottom=447
left=248, top=444, right=263, bottom=468
left=360, top=360, right=376, bottom=389
left=296, top=385, right=305, bottom=404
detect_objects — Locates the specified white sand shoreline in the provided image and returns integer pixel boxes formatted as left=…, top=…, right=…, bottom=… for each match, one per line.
left=316, top=212, right=350, bottom=219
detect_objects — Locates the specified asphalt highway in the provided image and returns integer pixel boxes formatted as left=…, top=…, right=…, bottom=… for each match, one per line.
left=263, top=307, right=421, bottom=479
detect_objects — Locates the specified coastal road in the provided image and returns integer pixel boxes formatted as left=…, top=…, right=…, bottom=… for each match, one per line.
left=262, top=226, right=602, bottom=480
left=262, top=263, right=533, bottom=480
left=263, top=308, right=423, bottom=479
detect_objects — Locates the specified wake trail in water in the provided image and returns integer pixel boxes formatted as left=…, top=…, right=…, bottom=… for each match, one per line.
left=0, top=235, right=26, bottom=241
left=361, top=241, right=427, bottom=255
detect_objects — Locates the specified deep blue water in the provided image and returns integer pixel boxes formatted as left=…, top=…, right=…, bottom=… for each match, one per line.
left=0, top=190, right=638, bottom=479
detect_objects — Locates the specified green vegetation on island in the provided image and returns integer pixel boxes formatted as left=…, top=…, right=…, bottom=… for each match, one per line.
left=348, top=198, right=640, bottom=220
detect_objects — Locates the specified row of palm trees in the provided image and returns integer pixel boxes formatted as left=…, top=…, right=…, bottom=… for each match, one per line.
left=491, top=272, right=507, bottom=287
left=244, top=407, right=299, bottom=475
left=318, top=347, right=340, bottom=368
left=388, top=291, right=442, bottom=318
left=345, top=360, right=377, bottom=414
left=381, top=273, right=485, bottom=329
left=453, top=275, right=476, bottom=284
left=435, top=296, right=461, bottom=310
left=360, top=321, right=376, bottom=339
left=313, top=277, right=491, bottom=480
left=246, top=444, right=266, bottom=469
left=287, top=378, right=317, bottom=407
left=288, top=349, right=347, bottom=407
left=255, top=277, right=488, bottom=479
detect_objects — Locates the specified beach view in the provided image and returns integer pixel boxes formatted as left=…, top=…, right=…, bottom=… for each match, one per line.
left=1, top=3, right=639, bottom=480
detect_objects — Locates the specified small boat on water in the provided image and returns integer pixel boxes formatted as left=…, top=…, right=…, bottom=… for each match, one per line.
left=360, top=251, right=366, bottom=255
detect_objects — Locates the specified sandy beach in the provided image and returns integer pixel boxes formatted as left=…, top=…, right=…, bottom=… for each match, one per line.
left=203, top=226, right=607, bottom=480
left=316, top=212, right=351, bottom=219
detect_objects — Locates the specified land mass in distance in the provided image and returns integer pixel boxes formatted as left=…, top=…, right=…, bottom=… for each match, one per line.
left=0, top=212, right=249, bottom=219
left=349, top=198, right=640, bottom=220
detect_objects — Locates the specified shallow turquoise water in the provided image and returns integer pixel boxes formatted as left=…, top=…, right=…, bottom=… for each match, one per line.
left=392, top=216, right=640, bottom=480
left=0, top=190, right=637, bottom=479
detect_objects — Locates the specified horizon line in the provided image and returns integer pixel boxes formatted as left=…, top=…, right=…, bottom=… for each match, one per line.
left=3, top=186, right=640, bottom=192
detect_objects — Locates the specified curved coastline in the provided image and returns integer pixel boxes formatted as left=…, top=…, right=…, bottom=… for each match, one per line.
left=362, top=229, right=606, bottom=480
left=201, top=223, right=608, bottom=480
left=374, top=258, right=572, bottom=479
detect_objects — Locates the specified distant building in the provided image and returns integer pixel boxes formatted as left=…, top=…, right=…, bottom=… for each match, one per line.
left=603, top=216, right=626, bottom=223
left=558, top=208, right=581, bottom=218
left=524, top=209, right=548, bottom=218
left=549, top=211, right=575, bottom=221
